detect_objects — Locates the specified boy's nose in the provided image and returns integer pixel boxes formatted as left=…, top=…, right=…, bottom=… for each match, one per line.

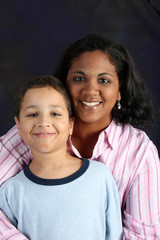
left=38, top=122, right=50, bottom=128
left=37, top=116, right=51, bottom=128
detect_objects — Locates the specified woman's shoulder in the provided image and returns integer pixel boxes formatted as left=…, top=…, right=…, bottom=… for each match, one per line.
left=107, top=121, right=151, bottom=147
left=116, top=121, right=150, bottom=141
left=117, top=122, right=159, bottom=156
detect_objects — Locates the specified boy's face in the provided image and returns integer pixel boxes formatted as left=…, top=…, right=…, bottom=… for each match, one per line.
left=15, top=87, right=74, bottom=156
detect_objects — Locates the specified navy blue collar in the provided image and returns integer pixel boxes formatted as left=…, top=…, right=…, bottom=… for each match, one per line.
left=24, top=158, right=89, bottom=186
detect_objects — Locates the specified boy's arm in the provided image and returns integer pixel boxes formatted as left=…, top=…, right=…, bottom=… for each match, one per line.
left=0, top=183, right=29, bottom=240
left=0, top=125, right=31, bottom=239
left=105, top=170, right=123, bottom=240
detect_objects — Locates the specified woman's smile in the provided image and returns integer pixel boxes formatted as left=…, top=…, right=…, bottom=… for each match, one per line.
left=81, top=101, right=101, bottom=107
left=66, top=50, right=121, bottom=126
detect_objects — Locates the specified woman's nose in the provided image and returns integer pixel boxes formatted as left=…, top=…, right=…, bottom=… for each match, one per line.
left=82, top=80, right=99, bottom=95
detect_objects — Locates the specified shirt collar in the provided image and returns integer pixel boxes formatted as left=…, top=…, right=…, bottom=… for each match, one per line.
left=102, top=120, right=123, bottom=150
left=67, top=120, right=123, bottom=157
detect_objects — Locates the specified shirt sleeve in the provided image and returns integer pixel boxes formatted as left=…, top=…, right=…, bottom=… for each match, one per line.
left=0, top=192, right=29, bottom=240
left=0, top=210, right=28, bottom=240
left=105, top=170, right=123, bottom=240
left=0, top=125, right=31, bottom=240
left=0, top=125, right=31, bottom=184
left=123, top=142, right=160, bottom=239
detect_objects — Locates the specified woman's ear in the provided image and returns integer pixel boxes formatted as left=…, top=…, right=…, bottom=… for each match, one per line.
left=14, top=116, right=21, bottom=136
left=69, top=117, right=75, bottom=136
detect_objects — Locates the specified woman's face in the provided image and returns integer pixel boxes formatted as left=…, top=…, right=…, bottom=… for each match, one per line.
left=66, top=50, right=121, bottom=127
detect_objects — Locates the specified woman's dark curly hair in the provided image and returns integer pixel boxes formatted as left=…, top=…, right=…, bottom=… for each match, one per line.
left=54, top=34, right=154, bottom=128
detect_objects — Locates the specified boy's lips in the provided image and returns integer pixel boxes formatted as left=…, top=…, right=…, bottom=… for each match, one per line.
left=33, top=133, right=55, bottom=138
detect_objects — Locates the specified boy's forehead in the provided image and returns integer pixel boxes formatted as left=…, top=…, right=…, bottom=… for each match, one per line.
left=22, top=87, right=66, bottom=107
left=25, top=87, right=63, bottom=98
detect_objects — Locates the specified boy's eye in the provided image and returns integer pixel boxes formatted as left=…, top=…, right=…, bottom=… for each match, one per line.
left=27, top=113, right=37, bottom=117
left=51, top=112, right=61, bottom=116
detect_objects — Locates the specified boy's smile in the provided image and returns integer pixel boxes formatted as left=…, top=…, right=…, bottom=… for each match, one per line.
left=33, top=132, right=55, bottom=138
left=15, top=87, right=73, bottom=156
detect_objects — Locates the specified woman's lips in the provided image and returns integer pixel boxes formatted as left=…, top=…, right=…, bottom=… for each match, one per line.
left=81, top=101, right=101, bottom=107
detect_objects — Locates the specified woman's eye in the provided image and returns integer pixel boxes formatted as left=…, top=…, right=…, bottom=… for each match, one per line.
left=99, top=78, right=110, bottom=84
left=74, top=76, right=85, bottom=82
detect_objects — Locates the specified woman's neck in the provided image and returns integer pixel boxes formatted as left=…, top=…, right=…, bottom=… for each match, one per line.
left=71, top=119, right=110, bottom=158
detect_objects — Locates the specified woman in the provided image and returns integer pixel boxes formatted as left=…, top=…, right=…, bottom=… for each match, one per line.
left=0, top=34, right=160, bottom=239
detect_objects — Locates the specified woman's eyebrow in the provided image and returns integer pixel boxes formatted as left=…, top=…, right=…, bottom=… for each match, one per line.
left=71, top=71, right=113, bottom=77
left=71, top=71, right=86, bottom=75
left=98, top=72, right=113, bottom=77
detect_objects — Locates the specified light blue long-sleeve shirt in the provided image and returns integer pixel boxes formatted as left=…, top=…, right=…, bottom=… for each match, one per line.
left=0, top=158, right=122, bottom=240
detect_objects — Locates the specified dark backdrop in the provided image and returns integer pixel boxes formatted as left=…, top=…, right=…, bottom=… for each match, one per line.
left=0, top=0, right=160, bottom=154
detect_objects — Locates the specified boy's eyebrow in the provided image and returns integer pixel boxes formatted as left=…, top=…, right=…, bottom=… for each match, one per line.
left=23, top=104, right=64, bottom=112
left=49, top=105, right=64, bottom=110
left=23, top=105, right=37, bottom=112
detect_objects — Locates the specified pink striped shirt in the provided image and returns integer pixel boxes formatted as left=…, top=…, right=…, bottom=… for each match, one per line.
left=0, top=120, right=160, bottom=239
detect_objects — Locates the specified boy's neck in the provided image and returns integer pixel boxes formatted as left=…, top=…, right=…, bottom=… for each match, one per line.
left=29, top=151, right=82, bottom=179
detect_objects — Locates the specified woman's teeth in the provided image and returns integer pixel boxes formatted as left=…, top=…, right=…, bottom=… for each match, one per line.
left=82, top=101, right=99, bottom=106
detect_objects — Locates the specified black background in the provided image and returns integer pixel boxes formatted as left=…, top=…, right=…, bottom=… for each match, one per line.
left=0, top=0, right=159, bottom=154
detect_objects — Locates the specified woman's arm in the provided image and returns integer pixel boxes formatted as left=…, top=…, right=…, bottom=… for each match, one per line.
left=0, top=125, right=31, bottom=183
left=0, top=210, right=29, bottom=240
left=123, top=143, right=160, bottom=239
left=0, top=125, right=31, bottom=239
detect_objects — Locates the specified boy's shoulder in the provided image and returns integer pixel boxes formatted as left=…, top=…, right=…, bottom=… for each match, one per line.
left=85, top=159, right=118, bottom=193
left=0, top=170, right=25, bottom=191
left=88, top=159, right=109, bottom=169
left=87, top=159, right=113, bottom=179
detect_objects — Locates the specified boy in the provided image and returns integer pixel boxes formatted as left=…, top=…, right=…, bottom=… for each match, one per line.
left=0, top=75, right=122, bottom=240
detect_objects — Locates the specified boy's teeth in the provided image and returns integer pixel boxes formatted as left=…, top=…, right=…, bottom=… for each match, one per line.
left=82, top=101, right=99, bottom=106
